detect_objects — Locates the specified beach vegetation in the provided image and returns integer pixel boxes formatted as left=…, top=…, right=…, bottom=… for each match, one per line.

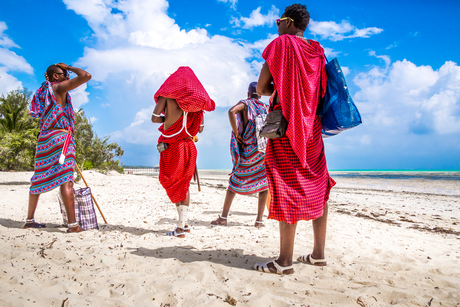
left=0, top=88, right=39, bottom=171
left=0, top=87, right=124, bottom=173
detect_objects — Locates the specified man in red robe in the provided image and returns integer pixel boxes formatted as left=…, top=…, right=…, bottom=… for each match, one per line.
left=152, top=66, right=215, bottom=238
left=254, top=4, right=336, bottom=274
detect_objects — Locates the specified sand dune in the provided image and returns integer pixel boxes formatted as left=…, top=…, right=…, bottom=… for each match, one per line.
left=0, top=171, right=459, bottom=306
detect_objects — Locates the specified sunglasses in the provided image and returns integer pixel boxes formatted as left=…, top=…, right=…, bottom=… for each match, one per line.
left=276, top=17, right=294, bottom=27
left=55, top=70, right=69, bottom=77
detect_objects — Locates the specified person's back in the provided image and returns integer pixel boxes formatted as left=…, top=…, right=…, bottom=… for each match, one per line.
left=254, top=4, right=335, bottom=275
left=163, top=98, right=184, bottom=130
left=151, top=66, right=215, bottom=238
left=211, top=82, right=269, bottom=228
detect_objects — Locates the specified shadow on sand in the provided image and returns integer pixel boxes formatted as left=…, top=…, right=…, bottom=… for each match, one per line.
left=0, top=216, right=259, bottom=236
left=128, top=245, right=272, bottom=272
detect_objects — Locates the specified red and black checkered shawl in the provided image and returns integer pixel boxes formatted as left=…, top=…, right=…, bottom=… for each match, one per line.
left=263, top=35, right=336, bottom=224
left=154, top=67, right=215, bottom=203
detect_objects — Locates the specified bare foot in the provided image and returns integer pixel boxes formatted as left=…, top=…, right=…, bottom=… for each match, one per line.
left=254, top=221, right=265, bottom=228
left=211, top=215, right=227, bottom=226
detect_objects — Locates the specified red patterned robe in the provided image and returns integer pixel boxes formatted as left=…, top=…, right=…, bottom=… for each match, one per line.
left=154, top=67, right=215, bottom=203
left=263, top=35, right=336, bottom=224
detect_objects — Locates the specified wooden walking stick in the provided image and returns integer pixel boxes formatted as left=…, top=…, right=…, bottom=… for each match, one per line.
left=194, top=165, right=201, bottom=192
left=192, top=135, right=201, bottom=192
left=75, top=163, right=108, bottom=224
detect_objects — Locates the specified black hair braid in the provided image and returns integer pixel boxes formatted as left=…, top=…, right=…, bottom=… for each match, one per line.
left=284, top=4, right=310, bottom=31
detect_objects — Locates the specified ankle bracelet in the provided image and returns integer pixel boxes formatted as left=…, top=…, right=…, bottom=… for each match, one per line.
left=68, top=222, right=79, bottom=228
left=26, top=218, right=35, bottom=223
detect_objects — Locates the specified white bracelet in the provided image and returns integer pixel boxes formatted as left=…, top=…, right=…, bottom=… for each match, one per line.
left=200, top=124, right=205, bottom=127
left=152, top=113, right=162, bottom=117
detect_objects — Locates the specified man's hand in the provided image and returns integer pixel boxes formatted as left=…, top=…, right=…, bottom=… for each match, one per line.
left=235, top=133, right=244, bottom=147
left=55, top=63, right=70, bottom=70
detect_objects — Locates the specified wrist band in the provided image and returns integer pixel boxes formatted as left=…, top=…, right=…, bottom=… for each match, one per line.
left=200, top=124, right=205, bottom=127
left=152, top=113, right=162, bottom=117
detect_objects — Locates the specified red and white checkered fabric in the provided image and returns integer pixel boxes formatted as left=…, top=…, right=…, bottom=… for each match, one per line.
left=263, top=35, right=335, bottom=224
left=154, top=66, right=215, bottom=112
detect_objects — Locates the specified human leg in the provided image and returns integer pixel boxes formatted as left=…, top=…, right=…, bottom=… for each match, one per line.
left=211, top=189, right=236, bottom=226
left=24, top=193, right=47, bottom=228
left=167, top=190, right=190, bottom=237
left=60, top=181, right=83, bottom=233
left=254, top=190, right=268, bottom=227
left=27, top=193, right=40, bottom=220
left=312, top=202, right=328, bottom=259
left=254, top=221, right=296, bottom=274
left=298, top=202, right=328, bottom=266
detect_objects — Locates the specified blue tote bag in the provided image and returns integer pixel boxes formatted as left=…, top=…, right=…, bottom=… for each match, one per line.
left=318, top=56, right=362, bottom=138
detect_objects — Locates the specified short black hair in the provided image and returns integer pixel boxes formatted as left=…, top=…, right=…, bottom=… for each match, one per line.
left=46, top=64, right=63, bottom=82
left=284, top=4, right=310, bottom=31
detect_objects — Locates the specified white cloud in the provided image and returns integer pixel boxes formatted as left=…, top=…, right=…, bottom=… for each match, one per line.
left=111, top=106, right=160, bottom=145
left=62, top=0, right=276, bottom=147
left=341, top=66, right=350, bottom=76
left=231, top=6, right=279, bottom=29
left=368, top=50, right=391, bottom=67
left=70, top=83, right=90, bottom=109
left=324, top=47, right=340, bottom=58
left=217, top=0, right=237, bottom=10
left=0, top=21, right=33, bottom=96
left=0, top=67, right=22, bottom=96
left=309, top=19, right=383, bottom=41
left=386, top=42, right=398, bottom=49
left=353, top=60, right=460, bottom=135
left=89, top=116, right=98, bottom=124
left=0, top=22, right=19, bottom=48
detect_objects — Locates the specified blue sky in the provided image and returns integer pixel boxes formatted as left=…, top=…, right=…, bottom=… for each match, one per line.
left=1, top=0, right=459, bottom=170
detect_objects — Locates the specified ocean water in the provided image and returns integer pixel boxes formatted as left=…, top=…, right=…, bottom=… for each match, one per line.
left=329, top=171, right=460, bottom=181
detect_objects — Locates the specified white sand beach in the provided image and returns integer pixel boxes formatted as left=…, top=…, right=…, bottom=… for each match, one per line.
left=0, top=170, right=459, bottom=306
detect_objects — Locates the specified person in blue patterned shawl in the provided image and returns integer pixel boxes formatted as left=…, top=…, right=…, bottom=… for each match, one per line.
left=211, top=82, right=269, bottom=228
left=25, top=63, right=91, bottom=233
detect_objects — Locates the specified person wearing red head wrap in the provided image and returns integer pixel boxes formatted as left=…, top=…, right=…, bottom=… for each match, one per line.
left=254, top=4, right=336, bottom=275
left=152, top=66, right=215, bottom=238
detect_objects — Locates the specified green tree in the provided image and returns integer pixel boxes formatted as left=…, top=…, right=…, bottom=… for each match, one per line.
left=0, top=87, right=124, bottom=173
left=0, top=88, right=39, bottom=171
left=74, top=109, right=124, bottom=173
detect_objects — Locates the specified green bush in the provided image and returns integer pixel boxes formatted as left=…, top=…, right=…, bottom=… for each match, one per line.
left=0, top=87, right=124, bottom=173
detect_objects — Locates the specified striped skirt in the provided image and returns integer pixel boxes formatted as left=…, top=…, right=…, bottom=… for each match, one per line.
left=228, top=143, right=268, bottom=195
left=30, top=130, right=75, bottom=194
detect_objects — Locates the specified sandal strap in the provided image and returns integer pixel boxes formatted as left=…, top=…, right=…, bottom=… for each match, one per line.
left=307, top=254, right=326, bottom=264
left=167, top=227, right=185, bottom=236
left=272, top=260, right=293, bottom=274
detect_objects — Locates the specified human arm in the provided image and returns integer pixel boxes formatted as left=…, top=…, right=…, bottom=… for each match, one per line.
left=256, top=62, right=274, bottom=96
left=228, top=102, right=245, bottom=144
left=151, top=96, right=166, bottom=124
left=53, top=63, right=91, bottom=95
